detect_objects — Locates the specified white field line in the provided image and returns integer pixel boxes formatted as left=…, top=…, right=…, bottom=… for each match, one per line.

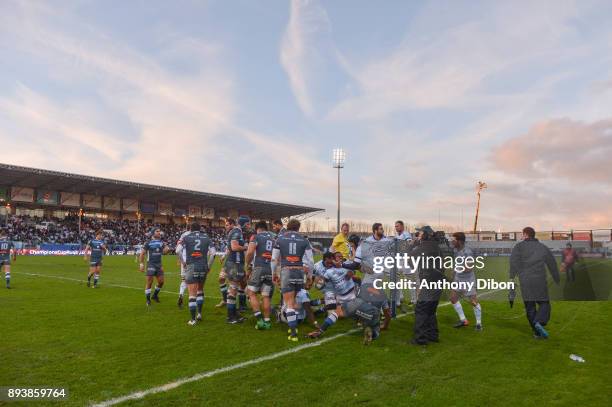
left=91, top=289, right=503, bottom=407
left=13, top=271, right=221, bottom=299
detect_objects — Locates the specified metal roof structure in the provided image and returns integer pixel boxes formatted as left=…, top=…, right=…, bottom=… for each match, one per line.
left=0, top=163, right=322, bottom=219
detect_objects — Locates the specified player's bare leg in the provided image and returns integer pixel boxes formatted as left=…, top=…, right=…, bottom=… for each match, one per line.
left=450, top=290, right=469, bottom=328
left=152, top=275, right=164, bottom=302
left=3, top=265, right=11, bottom=289
left=470, top=295, right=482, bottom=331
left=145, top=276, right=154, bottom=306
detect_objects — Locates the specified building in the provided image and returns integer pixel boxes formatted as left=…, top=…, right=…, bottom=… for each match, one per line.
left=0, top=163, right=322, bottom=226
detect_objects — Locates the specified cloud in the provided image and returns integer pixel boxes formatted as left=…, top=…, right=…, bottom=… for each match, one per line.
left=280, top=0, right=348, bottom=117
left=491, top=118, right=612, bottom=185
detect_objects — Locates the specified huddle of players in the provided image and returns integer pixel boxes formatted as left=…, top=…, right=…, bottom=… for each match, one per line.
left=209, top=216, right=389, bottom=344
left=76, top=219, right=483, bottom=344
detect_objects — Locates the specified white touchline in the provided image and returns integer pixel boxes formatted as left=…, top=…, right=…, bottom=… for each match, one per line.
left=12, top=271, right=221, bottom=299
left=91, top=288, right=504, bottom=407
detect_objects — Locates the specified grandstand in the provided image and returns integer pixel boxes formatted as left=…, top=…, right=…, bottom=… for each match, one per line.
left=0, top=163, right=322, bottom=224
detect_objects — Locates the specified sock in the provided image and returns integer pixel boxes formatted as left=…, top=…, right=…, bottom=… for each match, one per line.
left=238, top=289, right=246, bottom=308
left=473, top=303, right=482, bottom=325
left=453, top=302, right=466, bottom=321
left=196, top=291, right=204, bottom=314
left=286, top=308, right=297, bottom=335
left=254, top=311, right=262, bottom=320
left=93, top=273, right=99, bottom=287
left=5, top=272, right=10, bottom=287
left=179, top=281, right=187, bottom=296
left=145, top=288, right=151, bottom=302
left=153, top=287, right=161, bottom=298
left=220, top=283, right=228, bottom=302
left=321, top=311, right=338, bottom=331
left=227, top=295, right=236, bottom=318
left=189, top=297, right=197, bottom=320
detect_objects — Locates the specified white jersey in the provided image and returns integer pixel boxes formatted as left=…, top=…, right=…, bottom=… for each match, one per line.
left=395, top=231, right=412, bottom=241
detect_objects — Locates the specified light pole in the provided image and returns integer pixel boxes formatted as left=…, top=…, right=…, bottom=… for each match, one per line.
left=473, top=181, right=487, bottom=234
left=332, top=148, right=346, bottom=233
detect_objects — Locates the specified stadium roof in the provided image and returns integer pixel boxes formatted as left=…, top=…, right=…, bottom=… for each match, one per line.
left=0, top=163, right=322, bottom=219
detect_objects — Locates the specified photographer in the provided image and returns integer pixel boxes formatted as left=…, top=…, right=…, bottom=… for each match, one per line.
left=409, top=225, right=445, bottom=345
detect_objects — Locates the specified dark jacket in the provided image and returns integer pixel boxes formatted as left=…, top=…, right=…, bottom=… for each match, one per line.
left=510, top=238, right=560, bottom=301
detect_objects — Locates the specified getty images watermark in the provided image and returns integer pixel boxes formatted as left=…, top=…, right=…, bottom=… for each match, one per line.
left=372, top=254, right=515, bottom=291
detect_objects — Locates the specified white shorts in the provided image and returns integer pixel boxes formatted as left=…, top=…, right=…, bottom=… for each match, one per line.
left=336, top=288, right=356, bottom=304
left=453, top=272, right=477, bottom=297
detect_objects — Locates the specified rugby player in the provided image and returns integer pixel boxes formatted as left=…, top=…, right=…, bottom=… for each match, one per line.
left=343, top=223, right=393, bottom=329
left=84, top=230, right=107, bottom=288
left=0, top=230, right=16, bottom=289
left=449, top=232, right=482, bottom=331
left=139, top=228, right=169, bottom=306
left=271, top=219, right=314, bottom=342
left=237, top=216, right=253, bottom=311
left=175, top=229, right=191, bottom=308
left=313, top=252, right=338, bottom=317
left=395, top=220, right=415, bottom=311
left=271, top=219, right=286, bottom=237
left=307, top=280, right=386, bottom=345
left=181, top=223, right=213, bottom=326
left=245, top=221, right=275, bottom=330
left=224, top=218, right=248, bottom=324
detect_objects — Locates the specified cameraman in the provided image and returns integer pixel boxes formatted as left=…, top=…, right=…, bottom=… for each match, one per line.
left=409, top=225, right=445, bottom=345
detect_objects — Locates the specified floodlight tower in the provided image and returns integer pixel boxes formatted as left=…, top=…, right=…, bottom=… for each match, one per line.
left=332, top=148, right=346, bottom=233
left=473, top=181, right=487, bottom=234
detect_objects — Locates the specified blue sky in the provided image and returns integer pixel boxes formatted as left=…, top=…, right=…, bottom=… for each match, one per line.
left=1, top=0, right=612, bottom=231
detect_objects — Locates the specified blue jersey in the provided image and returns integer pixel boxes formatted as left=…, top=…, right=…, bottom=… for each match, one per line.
left=322, top=267, right=355, bottom=296
left=250, top=231, right=274, bottom=268
left=274, top=231, right=312, bottom=267
left=0, top=239, right=14, bottom=260
left=88, top=239, right=105, bottom=261
left=226, top=227, right=245, bottom=264
left=144, top=239, right=165, bottom=266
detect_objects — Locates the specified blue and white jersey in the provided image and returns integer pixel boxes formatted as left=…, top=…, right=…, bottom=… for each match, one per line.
left=313, top=260, right=334, bottom=293
left=226, top=226, right=245, bottom=264
left=0, top=239, right=14, bottom=260
left=144, top=239, right=164, bottom=266
left=322, top=267, right=355, bottom=296
left=88, top=239, right=106, bottom=261
left=396, top=231, right=412, bottom=241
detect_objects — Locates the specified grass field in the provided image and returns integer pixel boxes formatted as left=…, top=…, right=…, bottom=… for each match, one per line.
left=1, top=255, right=611, bottom=406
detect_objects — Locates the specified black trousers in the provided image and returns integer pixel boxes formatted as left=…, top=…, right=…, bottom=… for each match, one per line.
left=524, top=300, right=551, bottom=331
left=566, top=264, right=575, bottom=282
left=413, top=287, right=442, bottom=343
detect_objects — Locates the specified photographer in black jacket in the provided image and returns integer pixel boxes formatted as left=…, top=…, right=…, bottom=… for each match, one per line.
left=410, top=225, right=445, bottom=345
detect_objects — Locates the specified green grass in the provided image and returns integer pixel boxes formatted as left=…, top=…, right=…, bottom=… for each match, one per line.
left=1, top=256, right=611, bottom=406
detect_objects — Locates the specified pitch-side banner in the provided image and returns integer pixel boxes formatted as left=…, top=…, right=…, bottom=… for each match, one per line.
left=122, top=198, right=138, bottom=212
left=11, top=186, right=34, bottom=202
left=82, top=194, right=102, bottom=209
left=60, top=192, right=81, bottom=207
left=158, top=202, right=172, bottom=215
left=36, top=190, right=59, bottom=205
left=141, top=202, right=155, bottom=214
left=103, top=196, right=121, bottom=211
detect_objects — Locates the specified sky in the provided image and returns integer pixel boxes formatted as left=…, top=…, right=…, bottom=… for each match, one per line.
left=1, top=0, right=611, bottom=232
